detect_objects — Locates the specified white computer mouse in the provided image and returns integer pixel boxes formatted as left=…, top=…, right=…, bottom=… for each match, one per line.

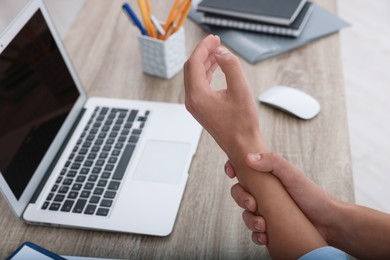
left=258, top=86, right=321, bottom=120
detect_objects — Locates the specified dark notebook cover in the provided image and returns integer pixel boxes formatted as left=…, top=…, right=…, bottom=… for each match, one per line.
left=201, top=2, right=313, bottom=37
left=189, top=3, right=350, bottom=64
left=197, top=0, right=307, bottom=25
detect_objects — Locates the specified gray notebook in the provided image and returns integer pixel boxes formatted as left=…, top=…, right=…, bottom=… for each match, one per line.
left=190, top=3, right=349, bottom=64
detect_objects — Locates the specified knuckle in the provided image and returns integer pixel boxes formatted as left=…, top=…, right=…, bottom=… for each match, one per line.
left=268, top=152, right=282, bottom=164
left=224, top=161, right=229, bottom=174
left=184, top=96, right=194, bottom=113
left=251, top=233, right=262, bottom=246
left=230, top=183, right=238, bottom=199
left=230, top=183, right=243, bottom=204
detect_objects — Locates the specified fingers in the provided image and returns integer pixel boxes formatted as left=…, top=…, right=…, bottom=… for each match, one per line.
left=224, top=161, right=236, bottom=178
left=184, top=35, right=220, bottom=94
left=230, top=183, right=257, bottom=212
left=242, top=211, right=266, bottom=232
left=245, top=152, right=303, bottom=185
left=252, top=232, right=268, bottom=246
left=206, top=60, right=219, bottom=84
left=189, top=34, right=220, bottom=64
left=242, top=211, right=268, bottom=245
left=213, top=46, right=249, bottom=97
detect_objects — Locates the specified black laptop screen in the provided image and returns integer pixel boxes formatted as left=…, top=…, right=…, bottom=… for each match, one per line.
left=0, top=10, right=80, bottom=199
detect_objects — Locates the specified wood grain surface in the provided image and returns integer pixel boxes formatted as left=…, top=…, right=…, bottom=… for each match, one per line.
left=0, top=0, right=354, bottom=259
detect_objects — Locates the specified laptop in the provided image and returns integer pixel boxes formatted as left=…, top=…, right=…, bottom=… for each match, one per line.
left=0, top=0, right=202, bottom=236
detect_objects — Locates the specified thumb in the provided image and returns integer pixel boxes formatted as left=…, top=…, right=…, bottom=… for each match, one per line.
left=245, top=152, right=302, bottom=184
left=214, top=46, right=249, bottom=96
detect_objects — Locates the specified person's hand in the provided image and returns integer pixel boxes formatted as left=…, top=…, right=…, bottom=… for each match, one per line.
left=184, top=35, right=266, bottom=164
left=225, top=152, right=339, bottom=245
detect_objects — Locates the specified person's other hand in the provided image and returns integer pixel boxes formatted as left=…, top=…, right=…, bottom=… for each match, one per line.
left=184, top=35, right=266, bottom=163
left=225, top=152, right=339, bottom=245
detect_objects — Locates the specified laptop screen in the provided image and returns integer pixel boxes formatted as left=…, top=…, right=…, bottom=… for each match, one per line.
left=0, top=10, right=80, bottom=200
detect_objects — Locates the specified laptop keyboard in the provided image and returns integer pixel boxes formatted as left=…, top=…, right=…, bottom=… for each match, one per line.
left=41, top=106, right=149, bottom=217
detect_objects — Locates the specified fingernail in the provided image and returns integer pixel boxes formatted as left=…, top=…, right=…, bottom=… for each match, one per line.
left=215, top=46, right=229, bottom=55
left=244, top=199, right=251, bottom=210
left=258, top=235, right=265, bottom=244
left=254, top=222, right=261, bottom=231
left=248, top=153, right=262, bottom=162
left=226, top=166, right=233, bottom=177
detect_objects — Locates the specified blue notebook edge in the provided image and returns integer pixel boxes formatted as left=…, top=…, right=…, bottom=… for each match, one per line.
left=7, top=242, right=67, bottom=260
left=189, top=3, right=350, bottom=64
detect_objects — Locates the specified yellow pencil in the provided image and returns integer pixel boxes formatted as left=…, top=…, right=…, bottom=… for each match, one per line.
left=172, top=0, right=192, bottom=34
left=163, top=0, right=189, bottom=40
left=145, top=0, right=152, bottom=13
left=137, top=0, right=157, bottom=38
left=163, top=0, right=181, bottom=32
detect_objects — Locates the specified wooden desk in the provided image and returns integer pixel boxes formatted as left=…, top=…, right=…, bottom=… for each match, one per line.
left=0, top=0, right=354, bottom=258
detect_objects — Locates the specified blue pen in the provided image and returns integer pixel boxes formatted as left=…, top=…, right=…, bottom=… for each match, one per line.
left=122, top=2, right=148, bottom=36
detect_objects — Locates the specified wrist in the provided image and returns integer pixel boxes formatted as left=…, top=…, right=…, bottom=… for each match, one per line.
left=226, top=131, right=267, bottom=166
left=321, top=199, right=351, bottom=247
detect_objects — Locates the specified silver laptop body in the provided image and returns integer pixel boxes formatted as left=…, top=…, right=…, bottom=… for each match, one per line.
left=0, top=0, right=201, bottom=236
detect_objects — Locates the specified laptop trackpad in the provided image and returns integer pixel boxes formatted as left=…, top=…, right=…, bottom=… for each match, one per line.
left=133, top=140, right=191, bottom=184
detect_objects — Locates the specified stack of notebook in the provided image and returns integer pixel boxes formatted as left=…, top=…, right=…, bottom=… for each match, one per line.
left=197, top=0, right=314, bottom=37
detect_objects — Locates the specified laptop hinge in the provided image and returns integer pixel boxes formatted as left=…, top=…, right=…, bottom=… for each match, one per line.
left=30, top=108, right=86, bottom=204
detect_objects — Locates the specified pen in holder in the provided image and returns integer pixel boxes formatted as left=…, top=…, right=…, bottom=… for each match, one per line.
left=138, top=27, right=186, bottom=79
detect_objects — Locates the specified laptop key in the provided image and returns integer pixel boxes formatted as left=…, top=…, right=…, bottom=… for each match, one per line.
left=92, top=167, right=102, bottom=174
left=105, top=164, right=114, bottom=172
left=108, top=181, right=120, bottom=190
left=46, top=193, right=54, bottom=201
left=88, top=153, right=97, bottom=160
left=96, top=159, right=105, bottom=166
left=80, top=168, right=89, bottom=175
left=132, top=129, right=142, bottom=135
left=108, top=157, right=117, bottom=164
left=127, top=110, right=138, bottom=122
left=97, top=180, right=107, bottom=187
left=112, top=144, right=135, bottom=180
left=89, top=196, right=100, bottom=204
left=56, top=176, right=63, bottom=184
left=80, top=191, right=91, bottom=198
left=61, top=200, right=75, bottom=212
left=101, top=107, right=109, bottom=114
left=84, top=204, right=97, bottom=215
left=93, top=188, right=104, bottom=195
left=42, top=201, right=49, bottom=210
left=51, top=185, right=58, bottom=192
left=101, top=172, right=111, bottom=179
left=123, top=123, right=132, bottom=129
left=54, top=194, right=65, bottom=202
left=68, top=191, right=78, bottom=199
left=49, top=203, right=61, bottom=211
left=67, top=170, right=77, bottom=177
left=75, top=155, right=85, bottom=162
left=71, top=162, right=81, bottom=169
left=72, top=183, right=82, bottom=191
left=104, top=191, right=116, bottom=199
left=58, top=186, right=69, bottom=194
left=96, top=207, right=109, bottom=216
left=99, top=152, right=108, bottom=159
left=63, top=178, right=73, bottom=186
left=76, top=175, right=86, bottom=182
left=128, top=135, right=139, bottom=143
left=88, top=175, right=98, bottom=182
left=82, top=141, right=92, bottom=148
left=73, top=199, right=87, bottom=213
left=84, top=182, right=94, bottom=190
left=60, top=169, right=67, bottom=176
left=112, top=150, right=121, bottom=156
left=100, top=199, right=113, bottom=208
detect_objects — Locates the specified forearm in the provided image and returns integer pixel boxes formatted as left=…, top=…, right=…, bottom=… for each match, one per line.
left=328, top=201, right=390, bottom=259
left=229, top=139, right=327, bottom=259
